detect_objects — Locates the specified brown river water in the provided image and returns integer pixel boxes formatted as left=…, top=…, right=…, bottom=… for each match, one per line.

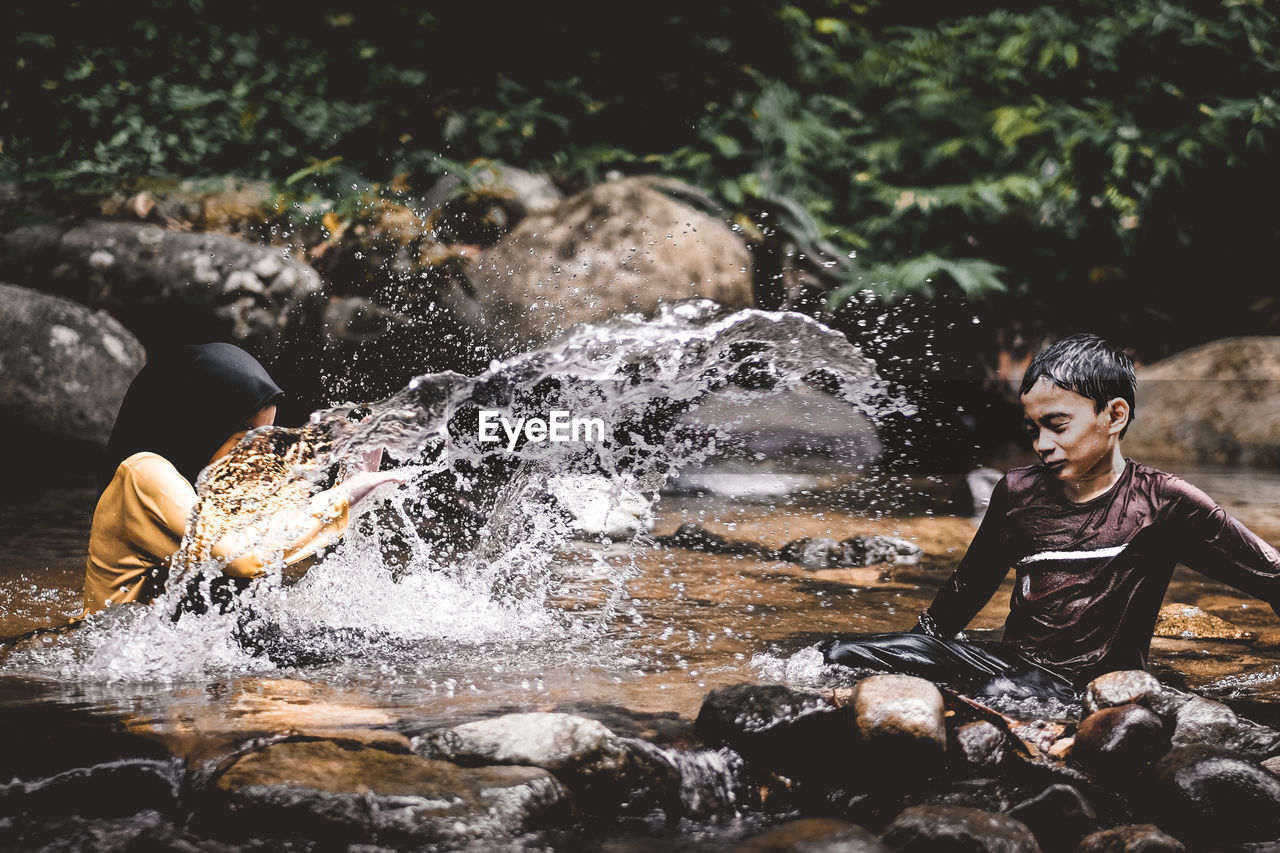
left=3, top=450, right=1279, bottom=756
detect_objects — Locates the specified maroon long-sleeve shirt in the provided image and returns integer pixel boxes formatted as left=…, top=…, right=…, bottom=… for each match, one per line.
left=925, top=460, right=1280, bottom=681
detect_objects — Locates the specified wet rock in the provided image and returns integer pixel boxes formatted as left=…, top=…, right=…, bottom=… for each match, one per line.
left=732, top=817, right=891, bottom=852
left=1148, top=744, right=1280, bottom=845
left=840, top=535, right=923, bottom=567
left=1083, top=671, right=1163, bottom=717
left=0, top=221, right=322, bottom=354
left=0, top=282, right=146, bottom=467
left=781, top=537, right=843, bottom=568
left=206, top=739, right=568, bottom=846
left=457, top=175, right=753, bottom=352
left=1008, top=784, right=1099, bottom=853
left=1070, top=705, right=1168, bottom=780
left=882, top=804, right=1042, bottom=852
left=414, top=711, right=678, bottom=814
left=779, top=535, right=923, bottom=569
left=955, top=720, right=1009, bottom=770
left=1074, top=824, right=1185, bottom=853
left=695, top=683, right=855, bottom=782
left=851, top=674, right=947, bottom=775
left=1169, top=695, right=1239, bottom=747
left=654, top=523, right=772, bottom=557
left=1153, top=603, right=1253, bottom=640
left=1124, top=336, right=1280, bottom=467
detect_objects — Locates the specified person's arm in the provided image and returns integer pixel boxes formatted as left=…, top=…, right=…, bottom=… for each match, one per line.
left=210, top=468, right=404, bottom=578
left=917, top=476, right=1017, bottom=637
left=1167, top=477, right=1280, bottom=616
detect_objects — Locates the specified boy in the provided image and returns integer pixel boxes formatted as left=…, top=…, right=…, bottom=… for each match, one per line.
left=825, top=333, right=1280, bottom=689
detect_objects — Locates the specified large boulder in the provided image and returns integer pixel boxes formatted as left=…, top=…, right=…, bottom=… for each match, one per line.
left=456, top=175, right=754, bottom=353
left=0, top=221, right=323, bottom=355
left=0, top=283, right=145, bottom=466
left=1124, top=336, right=1280, bottom=467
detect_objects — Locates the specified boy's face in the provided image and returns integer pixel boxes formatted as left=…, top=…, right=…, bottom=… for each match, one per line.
left=1021, top=378, right=1126, bottom=485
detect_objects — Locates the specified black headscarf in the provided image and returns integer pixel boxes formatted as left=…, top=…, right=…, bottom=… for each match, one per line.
left=98, top=343, right=284, bottom=494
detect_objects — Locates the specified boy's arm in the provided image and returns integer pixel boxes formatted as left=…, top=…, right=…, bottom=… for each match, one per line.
left=917, top=477, right=1017, bottom=637
left=1168, top=478, right=1280, bottom=615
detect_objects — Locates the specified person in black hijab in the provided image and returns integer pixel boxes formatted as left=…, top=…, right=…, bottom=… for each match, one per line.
left=84, top=342, right=399, bottom=615
left=97, top=342, right=284, bottom=495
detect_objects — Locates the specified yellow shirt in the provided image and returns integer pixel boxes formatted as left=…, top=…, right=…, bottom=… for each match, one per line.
left=83, top=451, right=349, bottom=615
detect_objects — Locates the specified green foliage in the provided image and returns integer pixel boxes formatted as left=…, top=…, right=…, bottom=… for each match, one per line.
left=3, top=0, right=1277, bottom=351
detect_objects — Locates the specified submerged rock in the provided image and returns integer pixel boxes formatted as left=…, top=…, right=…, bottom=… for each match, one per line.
left=414, top=712, right=678, bottom=814
left=0, top=282, right=145, bottom=465
left=1153, top=603, right=1253, bottom=640
left=654, top=522, right=773, bottom=557
left=881, top=804, right=1042, bottom=852
left=205, top=739, right=568, bottom=846
left=780, top=537, right=844, bottom=569
left=732, top=816, right=891, bottom=852
left=779, top=535, right=923, bottom=569
left=1147, top=744, right=1280, bottom=845
left=1007, top=784, right=1099, bottom=853
left=1083, top=671, right=1163, bottom=717
left=840, top=535, right=924, bottom=567
left=1074, top=824, right=1185, bottom=852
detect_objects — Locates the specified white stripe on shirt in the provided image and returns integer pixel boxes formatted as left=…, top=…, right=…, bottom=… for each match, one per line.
left=1018, top=544, right=1127, bottom=565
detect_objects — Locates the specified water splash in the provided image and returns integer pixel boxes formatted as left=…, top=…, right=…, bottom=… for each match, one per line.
left=5, top=302, right=909, bottom=681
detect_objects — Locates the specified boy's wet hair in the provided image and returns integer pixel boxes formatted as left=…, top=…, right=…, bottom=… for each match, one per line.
left=1020, top=333, right=1136, bottom=437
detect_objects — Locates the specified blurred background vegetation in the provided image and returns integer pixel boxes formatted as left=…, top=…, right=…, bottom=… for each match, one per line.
left=4, top=0, right=1278, bottom=368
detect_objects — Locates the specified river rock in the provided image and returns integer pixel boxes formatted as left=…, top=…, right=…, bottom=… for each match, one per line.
left=1152, top=603, right=1253, bottom=640
left=206, top=738, right=568, bottom=846
left=851, top=674, right=947, bottom=775
left=0, top=221, right=322, bottom=354
left=956, top=721, right=1010, bottom=770
left=1007, top=784, right=1099, bottom=853
left=695, top=683, right=855, bottom=781
left=840, top=535, right=924, bottom=567
left=1083, top=671, right=1163, bottom=717
left=881, top=804, right=1043, bottom=852
left=732, top=817, right=891, bottom=853
left=456, top=175, right=753, bottom=353
left=1169, top=695, right=1239, bottom=747
left=1070, top=705, right=1168, bottom=780
left=1074, top=824, right=1185, bottom=852
left=1124, top=336, right=1280, bottom=467
left=780, top=537, right=843, bottom=568
left=0, top=282, right=146, bottom=465
left=1147, top=744, right=1280, bottom=845
left=413, top=711, right=678, bottom=814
